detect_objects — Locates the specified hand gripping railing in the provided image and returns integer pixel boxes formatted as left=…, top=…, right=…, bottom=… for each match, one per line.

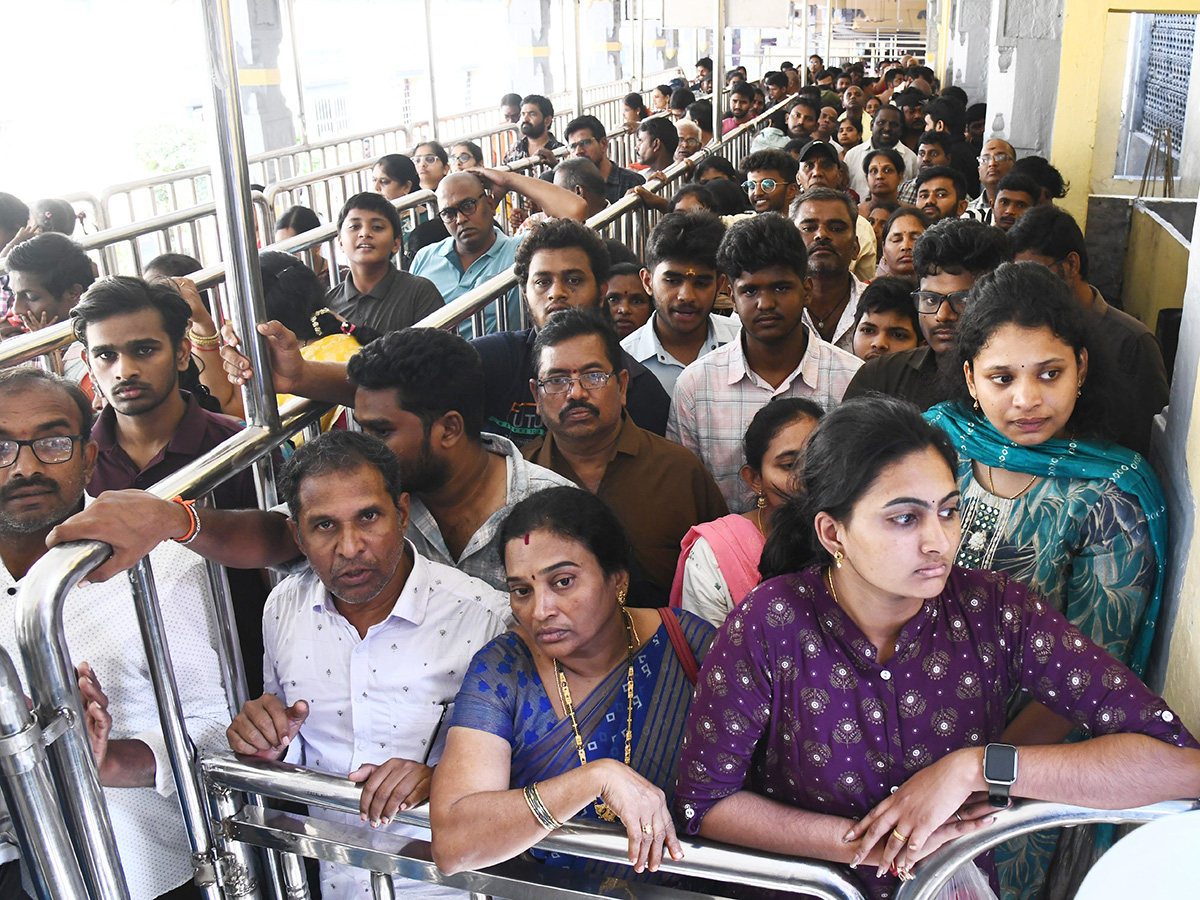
left=12, top=396, right=330, bottom=900
left=894, top=798, right=1200, bottom=900
left=200, top=754, right=870, bottom=900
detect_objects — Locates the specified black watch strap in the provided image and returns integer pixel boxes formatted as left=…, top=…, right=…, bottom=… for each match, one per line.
left=983, top=742, right=1018, bottom=807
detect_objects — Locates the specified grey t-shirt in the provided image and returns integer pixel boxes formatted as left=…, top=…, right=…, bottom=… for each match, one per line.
left=325, top=263, right=444, bottom=334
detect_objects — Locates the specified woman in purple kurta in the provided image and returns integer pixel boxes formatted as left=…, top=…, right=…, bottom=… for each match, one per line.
left=673, top=397, right=1199, bottom=900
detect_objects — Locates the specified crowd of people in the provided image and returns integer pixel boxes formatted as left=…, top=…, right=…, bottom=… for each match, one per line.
left=0, top=51, right=1193, bottom=900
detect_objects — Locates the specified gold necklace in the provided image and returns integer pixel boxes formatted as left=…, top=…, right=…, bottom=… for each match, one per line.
left=554, top=606, right=636, bottom=822
left=985, top=465, right=1038, bottom=500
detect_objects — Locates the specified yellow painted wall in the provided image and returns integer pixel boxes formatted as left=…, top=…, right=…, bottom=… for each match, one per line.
left=1121, top=208, right=1190, bottom=327
left=1088, top=13, right=1139, bottom=197
left=1052, top=0, right=1200, bottom=228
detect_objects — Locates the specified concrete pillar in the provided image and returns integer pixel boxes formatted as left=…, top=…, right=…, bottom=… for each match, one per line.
left=237, top=0, right=297, bottom=156
left=981, top=0, right=1065, bottom=158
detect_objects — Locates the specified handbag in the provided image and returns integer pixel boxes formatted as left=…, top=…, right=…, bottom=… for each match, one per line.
left=658, top=608, right=699, bottom=685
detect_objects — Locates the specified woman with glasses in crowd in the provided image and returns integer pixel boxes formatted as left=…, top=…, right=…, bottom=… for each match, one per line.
left=431, top=487, right=714, bottom=878
left=449, top=141, right=485, bottom=171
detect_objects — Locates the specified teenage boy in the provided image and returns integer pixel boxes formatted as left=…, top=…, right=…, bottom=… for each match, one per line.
left=326, top=192, right=444, bottom=333
left=669, top=214, right=861, bottom=511
left=739, top=150, right=799, bottom=217
left=850, top=276, right=923, bottom=361
left=621, top=212, right=741, bottom=394
left=605, top=261, right=653, bottom=339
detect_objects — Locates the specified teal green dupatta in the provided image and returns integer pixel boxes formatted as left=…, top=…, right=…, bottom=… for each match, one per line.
left=925, top=402, right=1168, bottom=676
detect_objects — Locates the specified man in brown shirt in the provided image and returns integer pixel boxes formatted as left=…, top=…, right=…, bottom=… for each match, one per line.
left=521, top=309, right=727, bottom=607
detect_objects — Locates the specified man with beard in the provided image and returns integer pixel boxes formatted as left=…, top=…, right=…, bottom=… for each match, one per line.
left=502, top=94, right=563, bottom=165
left=914, top=164, right=969, bottom=223
left=668, top=214, right=861, bottom=511
left=564, top=115, right=644, bottom=202
left=633, top=116, right=679, bottom=172
left=523, top=310, right=726, bottom=607
left=621, top=211, right=741, bottom=394
left=843, top=217, right=1010, bottom=409
left=843, top=104, right=918, bottom=197
left=722, top=81, right=756, bottom=135
left=792, top=187, right=864, bottom=352
left=0, top=368, right=227, bottom=900
left=226, top=429, right=506, bottom=900
left=794, top=140, right=877, bottom=283
left=784, top=97, right=820, bottom=142
left=896, top=130, right=953, bottom=204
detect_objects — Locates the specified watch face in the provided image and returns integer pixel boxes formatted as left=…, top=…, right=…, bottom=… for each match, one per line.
left=984, top=743, right=1018, bottom=782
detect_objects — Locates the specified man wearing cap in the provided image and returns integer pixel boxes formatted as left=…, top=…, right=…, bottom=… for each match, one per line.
left=795, top=140, right=876, bottom=283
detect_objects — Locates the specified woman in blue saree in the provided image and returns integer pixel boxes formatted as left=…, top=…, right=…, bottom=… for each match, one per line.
left=430, top=486, right=714, bottom=879
left=924, top=262, right=1167, bottom=900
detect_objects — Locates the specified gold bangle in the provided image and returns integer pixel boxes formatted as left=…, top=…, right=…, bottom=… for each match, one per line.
left=186, top=328, right=220, bottom=350
left=523, top=782, right=562, bottom=830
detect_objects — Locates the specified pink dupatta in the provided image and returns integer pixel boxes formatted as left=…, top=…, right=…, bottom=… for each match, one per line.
left=669, top=514, right=767, bottom=609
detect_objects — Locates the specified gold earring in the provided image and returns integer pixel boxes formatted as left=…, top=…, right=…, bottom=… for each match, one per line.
left=833, top=550, right=844, bottom=569
left=756, top=494, right=767, bottom=509
left=617, top=589, right=627, bottom=605
left=972, top=397, right=979, bottom=412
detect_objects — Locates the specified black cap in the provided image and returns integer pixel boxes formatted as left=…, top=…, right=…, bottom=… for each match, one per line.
left=797, top=140, right=840, bottom=164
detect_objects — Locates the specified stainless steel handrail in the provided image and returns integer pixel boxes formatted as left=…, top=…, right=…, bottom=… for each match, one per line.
left=894, top=798, right=1200, bottom=900
left=200, top=754, right=869, bottom=900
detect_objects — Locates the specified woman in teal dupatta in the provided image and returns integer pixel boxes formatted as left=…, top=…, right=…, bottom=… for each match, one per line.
left=430, top=487, right=714, bottom=882
left=925, top=263, right=1168, bottom=900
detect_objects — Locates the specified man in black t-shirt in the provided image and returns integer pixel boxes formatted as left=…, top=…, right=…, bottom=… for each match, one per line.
left=471, top=219, right=670, bottom=446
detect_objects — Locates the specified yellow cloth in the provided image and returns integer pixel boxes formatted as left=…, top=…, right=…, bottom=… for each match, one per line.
left=278, top=333, right=363, bottom=435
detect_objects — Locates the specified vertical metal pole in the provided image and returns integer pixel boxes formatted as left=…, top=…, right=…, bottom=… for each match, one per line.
left=199, top=0, right=281, bottom=432
left=202, top=556, right=250, bottom=718
left=824, top=0, right=833, bottom=64
left=712, top=0, right=725, bottom=111
left=0, top=648, right=90, bottom=900
left=280, top=0, right=309, bottom=150
left=279, top=852, right=312, bottom=899
left=129, top=558, right=250, bottom=900
left=573, top=0, right=585, bottom=117
left=16, top=542, right=130, bottom=900
left=424, top=0, right=440, bottom=141
left=371, top=872, right=397, bottom=900
left=636, top=0, right=645, bottom=88
left=801, top=0, right=810, bottom=83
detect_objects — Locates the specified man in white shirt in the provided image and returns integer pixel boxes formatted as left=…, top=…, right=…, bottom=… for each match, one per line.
left=792, top=187, right=866, bottom=352
left=620, top=211, right=740, bottom=395
left=0, top=367, right=227, bottom=900
left=669, top=214, right=861, bottom=512
left=843, top=105, right=918, bottom=197
left=226, top=429, right=507, bottom=900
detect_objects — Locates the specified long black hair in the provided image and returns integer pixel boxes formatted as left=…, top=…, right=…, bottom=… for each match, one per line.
left=759, top=396, right=957, bottom=580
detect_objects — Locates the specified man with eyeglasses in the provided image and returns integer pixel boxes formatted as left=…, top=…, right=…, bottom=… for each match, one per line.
left=675, top=119, right=704, bottom=162
left=0, top=367, right=227, bottom=900
left=844, top=218, right=1011, bottom=410
left=964, top=138, right=1017, bottom=225
left=736, top=149, right=799, bottom=219
left=523, top=309, right=725, bottom=607
left=563, top=114, right=644, bottom=203
left=410, top=169, right=586, bottom=336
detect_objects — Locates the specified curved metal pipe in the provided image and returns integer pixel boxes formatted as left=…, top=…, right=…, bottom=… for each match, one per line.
left=15, top=540, right=131, bottom=900
left=894, top=798, right=1200, bottom=900
left=0, top=647, right=89, bottom=900
left=200, top=754, right=868, bottom=900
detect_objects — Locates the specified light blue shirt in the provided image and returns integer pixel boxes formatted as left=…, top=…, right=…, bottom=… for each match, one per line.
left=621, top=311, right=742, bottom=395
left=410, top=226, right=524, bottom=337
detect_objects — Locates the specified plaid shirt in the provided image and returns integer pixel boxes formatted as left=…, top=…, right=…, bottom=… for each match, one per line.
left=406, top=434, right=572, bottom=589
left=667, top=328, right=862, bottom=513
left=897, top=177, right=919, bottom=205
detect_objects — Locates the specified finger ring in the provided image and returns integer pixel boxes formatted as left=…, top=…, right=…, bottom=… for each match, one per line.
left=641, top=824, right=653, bottom=835
left=891, top=828, right=910, bottom=844
left=955, top=811, right=963, bottom=823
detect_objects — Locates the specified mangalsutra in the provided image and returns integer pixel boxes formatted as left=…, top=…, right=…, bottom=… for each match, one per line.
left=555, top=606, right=637, bottom=821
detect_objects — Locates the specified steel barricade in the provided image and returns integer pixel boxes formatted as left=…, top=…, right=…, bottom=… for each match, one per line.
left=200, top=755, right=870, bottom=900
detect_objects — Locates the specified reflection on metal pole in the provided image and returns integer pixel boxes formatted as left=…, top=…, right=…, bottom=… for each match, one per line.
left=372, top=871, right=397, bottom=900
left=15, top=541, right=131, bottom=900
left=423, top=0, right=440, bottom=141
left=824, top=0, right=833, bottom=63
left=199, top=0, right=281, bottom=432
left=712, top=0, right=725, bottom=112
left=573, top=0, right=585, bottom=117
left=0, top=647, right=89, bottom=900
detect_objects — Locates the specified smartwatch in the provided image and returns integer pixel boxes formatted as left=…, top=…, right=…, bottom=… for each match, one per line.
left=983, top=742, right=1018, bottom=807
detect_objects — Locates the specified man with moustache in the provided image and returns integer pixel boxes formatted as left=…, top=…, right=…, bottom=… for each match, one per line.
left=964, top=138, right=1017, bottom=225
left=792, top=188, right=864, bottom=352
left=502, top=94, right=563, bottom=165
left=523, top=310, right=726, bottom=607
left=226, top=429, right=506, bottom=900
left=843, top=218, right=1010, bottom=410
left=0, top=368, right=227, bottom=900
left=914, top=165, right=970, bottom=223
left=794, top=141, right=878, bottom=283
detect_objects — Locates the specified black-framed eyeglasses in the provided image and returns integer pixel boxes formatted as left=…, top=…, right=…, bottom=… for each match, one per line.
left=537, top=371, right=617, bottom=394
left=438, top=195, right=486, bottom=223
left=567, top=138, right=597, bottom=152
left=0, top=435, right=82, bottom=468
left=912, top=290, right=971, bottom=315
left=742, top=178, right=781, bottom=194
left=413, top=154, right=442, bottom=165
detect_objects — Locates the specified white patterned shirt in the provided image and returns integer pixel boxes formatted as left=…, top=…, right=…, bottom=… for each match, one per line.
left=265, top=543, right=507, bottom=899
left=0, top=534, right=228, bottom=900
left=621, top=312, right=742, bottom=396
left=406, top=434, right=572, bottom=589
left=667, top=328, right=862, bottom=512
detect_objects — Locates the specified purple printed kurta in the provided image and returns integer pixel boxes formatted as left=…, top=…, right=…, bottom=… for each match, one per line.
left=674, top=565, right=1194, bottom=900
